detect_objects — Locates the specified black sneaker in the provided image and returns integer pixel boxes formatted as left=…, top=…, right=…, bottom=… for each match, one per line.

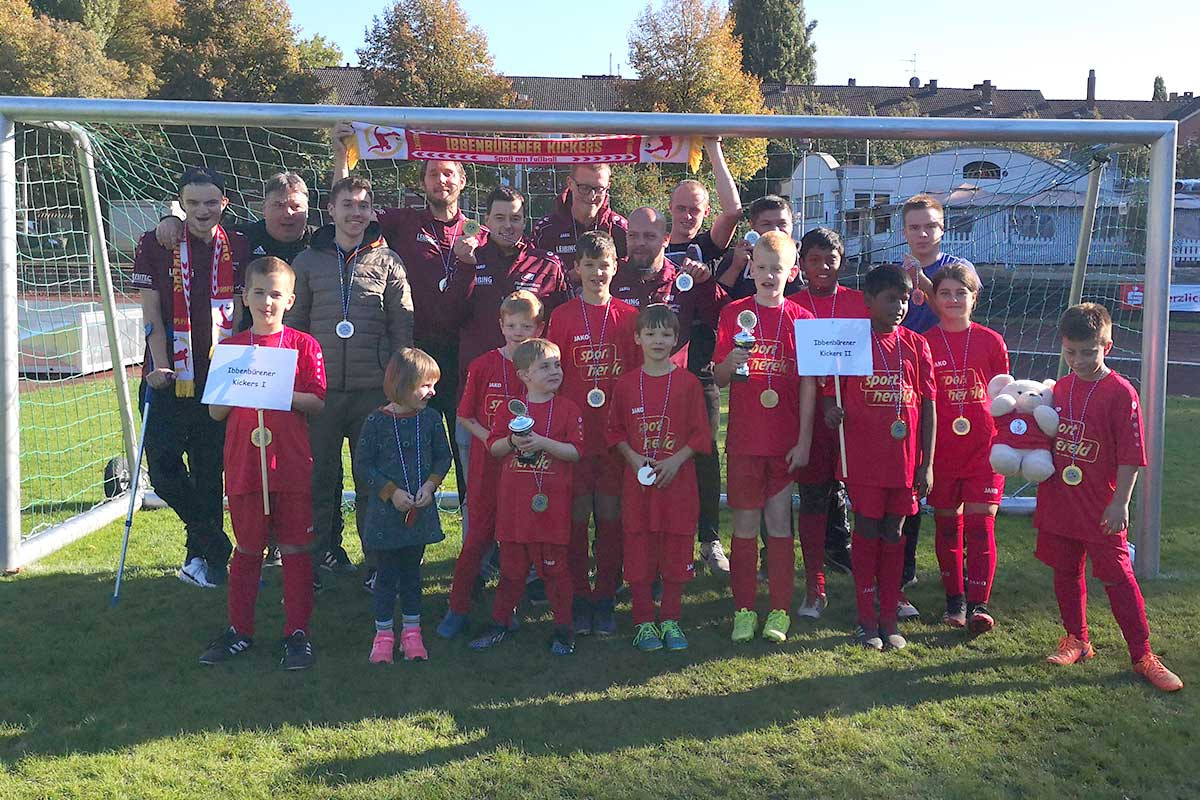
left=280, top=630, right=315, bottom=671
left=943, top=594, right=967, bottom=628
left=319, top=549, right=357, bottom=575
left=312, top=571, right=324, bottom=593
left=651, top=577, right=663, bottom=603
left=824, top=547, right=853, bottom=575
left=263, top=547, right=282, bottom=568
left=199, top=627, right=253, bottom=665
left=205, top=559, right=228, bottom=587
left=968, top=603, right=995, bottom=634
left=362, top=568, right=377, bottom=594
left=573, top=597, right=594, bottom=636
left=550, top=624, right=576, bottom=655
left=592, top=596, right=616, bottom=636
left=469, top=623, right=510, bottom=651
left=525, top=578, right=548, bottom=606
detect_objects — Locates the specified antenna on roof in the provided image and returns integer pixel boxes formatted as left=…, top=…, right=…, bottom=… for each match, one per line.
left=902, top=52, right=918, bottom=78
left=609, top=53, right=613, bottom=76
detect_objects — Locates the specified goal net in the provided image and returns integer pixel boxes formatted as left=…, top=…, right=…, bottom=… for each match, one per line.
left=0, top=106, right=1178, bottom=575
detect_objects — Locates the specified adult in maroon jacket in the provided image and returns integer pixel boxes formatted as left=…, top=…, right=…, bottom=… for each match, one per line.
left=332, top=122, right=482, bottom=499
left=532, top=163, right=627, bottom=288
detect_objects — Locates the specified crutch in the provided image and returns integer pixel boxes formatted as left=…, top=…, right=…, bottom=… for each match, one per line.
left=111, top=326, right=155, bottom=606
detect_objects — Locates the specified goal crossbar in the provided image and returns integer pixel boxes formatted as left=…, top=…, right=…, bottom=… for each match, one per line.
left=0, top=97, right=1176, bottom=577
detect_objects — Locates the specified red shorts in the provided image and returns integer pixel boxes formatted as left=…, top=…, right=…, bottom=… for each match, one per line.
left=726, top=453, right=794, bottom=509
left=927, top=471, right=1005, bottom=509
left=1035, top=528, right=1135, bottom=584
left=844, top=483, right=917, bottom=518
left=228, top=491, right=313, bottom=551
left=623, top=530, right=696, bottom=584
left=792, top=431, right=836, bottom=486
left=572, top=451, right=623, bottom=497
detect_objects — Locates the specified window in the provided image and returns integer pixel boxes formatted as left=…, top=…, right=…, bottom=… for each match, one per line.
left=1093, top=207, right=1122, bottom=240
left=945, top=213, right=975, bottom=239
left=873, top=193, right=891, bottom=234
left=804, top=193, right=823, bottom=221
left=963, top=160, right=1002, bottom=180
left=1012, top=210, right=1055, bottom=239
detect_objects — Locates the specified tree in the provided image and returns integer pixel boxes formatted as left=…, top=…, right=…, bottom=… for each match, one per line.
left=297, top=33, right=343, bottom=69
left=153, top=0, right=320, bottom=103
left=1179, top=137, right=1200, bottom=179
left=624, top=0, right=769, bottom=181
left=104, top=0, right=177, bottom=93
left=0, top=0, right=135, bottom=97
left=1152, top=76, right=1167, bottom=102
left=730, top=0, right=817, bottom=85
left=358, top=0, right=514, bottom=108
left=30, top=0, right=119, bottom=46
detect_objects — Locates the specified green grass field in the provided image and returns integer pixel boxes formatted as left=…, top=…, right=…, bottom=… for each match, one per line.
left=1, top=399, right=1198, bottom=799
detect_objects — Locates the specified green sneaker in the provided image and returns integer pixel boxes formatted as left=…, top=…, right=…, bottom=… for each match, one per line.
left=633, top=622, right=663, bottom=652
left=762, top=608, right=790, bottom=643
left=731, top=608, right=758, bottom=643
left=660, top=620, right=688, bottom=651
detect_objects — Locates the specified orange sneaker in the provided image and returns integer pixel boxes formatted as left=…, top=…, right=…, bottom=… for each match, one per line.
left=1133, top=653, right=1183, bottom=692
left=1046, top=634, right=1095, bottom=665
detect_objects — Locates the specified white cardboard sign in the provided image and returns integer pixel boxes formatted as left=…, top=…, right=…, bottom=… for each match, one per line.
left=201, top=344, right=298, bottom=411
left=794, top=318, right=874, bottom=376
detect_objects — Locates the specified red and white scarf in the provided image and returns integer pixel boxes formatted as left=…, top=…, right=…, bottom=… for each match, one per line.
left=171, top=227, right=236, bottom=397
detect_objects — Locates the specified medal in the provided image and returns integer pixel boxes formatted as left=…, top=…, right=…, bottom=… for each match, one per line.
left=952, top=416, right=971, bottom=436
left=890, top=419, right=908, bottom=440
left=760, top=389, right=779, bottom=408
left=521, top=397, right=555, bottom=509
left=334, top=245, right=356, bottom=342
left=335, top=319, right=354, bottom=339
left=873, top=331, right=911, bottom=443
left=531, top=493, right=549, bottom=512
left=250, top=426, right=272, bottom=447
left=462, top=218, right=482, bottom=237
left=1062, top=464, right=1084, bottom=486
left=936, top=324, right=975, bottom=440
left=438, top=277, right=448, bottom=292
left=579, top=296, right=613, bottom=411
left=674, top=272, right=694, bottom=292
left=637, top=464, right=657, bottom=486
left=587, top=387, right=606, bottom=408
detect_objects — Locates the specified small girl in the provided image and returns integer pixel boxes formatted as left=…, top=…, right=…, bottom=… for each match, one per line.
left=923, top=264, right=1010, bottom=633
left=354, top=348, right=452, bottom=663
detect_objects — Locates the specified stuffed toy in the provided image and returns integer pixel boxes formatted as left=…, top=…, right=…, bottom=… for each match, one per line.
left=987, top=374, right=1059, bottom=483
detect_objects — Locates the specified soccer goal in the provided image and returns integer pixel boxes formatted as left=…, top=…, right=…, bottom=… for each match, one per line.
left=0, top=99, right=1177, bottom=577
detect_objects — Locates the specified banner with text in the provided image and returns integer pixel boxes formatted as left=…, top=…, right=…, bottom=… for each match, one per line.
left=201, top=344, right=298, bottom=411
left=1118, top=283, right=1200, bottom=312
left=794, top=318, right=874, bottom=376
left=345, top=123, right=702, bottom=171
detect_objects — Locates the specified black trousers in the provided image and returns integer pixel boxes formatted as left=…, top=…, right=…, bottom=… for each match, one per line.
left=139, top=383, right=228, bottom=565
left=308, top=388, right=386, bottom=560
left=418, top=340, right=465, bottom=504
left=374, top=545, right=426, bottom=622
left=695, top=378, right=722, bottom=545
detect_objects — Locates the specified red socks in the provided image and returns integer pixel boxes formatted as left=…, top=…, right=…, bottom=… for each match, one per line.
left=593, top=517, right=624, bottom=600
left=660, top=581, right=683, bottom=622
left=568, top=518, right=592, bottom=601
left=935, top=514, right=965, bottom=597
left=877, top=538, right=905, bottom=629
left=766, top=535, right=796, bottom=611
left=851, top=532, right=880, bottom=627
left=964, top=513, right=996, bottom=605
left=227, top=548, right=262, bottom=637
left=730, top=536, right=758, bottom=610
left=631, top=582, right=655, bottom=626
left=797, top=513, right=827, bottom=597
left=280, top=551, right=313, bottom=637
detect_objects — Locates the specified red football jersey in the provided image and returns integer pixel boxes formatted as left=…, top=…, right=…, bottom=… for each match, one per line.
left=606, top=367, right=713, bottom=535
left=458, top=348, right=523, bottom=514
left=220, top=327, right=327, bottom=496
left=546, top=296, right=641, bottom=456
left=924, top=323, right=1009, bottom=479
left=487, top=395, right=586, bottom=545
left=1034, top=371, right=1146, bottom=540
left=826, top=327, right=936, bottom=487
left=793, top=285, right=870, bottom=322
left=713, top=296, right=814, bottom=457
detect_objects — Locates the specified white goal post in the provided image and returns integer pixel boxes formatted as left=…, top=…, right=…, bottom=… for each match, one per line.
left=0, top=98, right=1177, bottom=577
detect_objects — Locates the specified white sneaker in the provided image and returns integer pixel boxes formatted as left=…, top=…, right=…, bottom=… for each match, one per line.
left=178, top=557, right=216, bottom=588
left=700, top=540, right=730, bottom=573
left=897, top=593, right=920, bottom=619
left=797, top=593, right=828, bottom=620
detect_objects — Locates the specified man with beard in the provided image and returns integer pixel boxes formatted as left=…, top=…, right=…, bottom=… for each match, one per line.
left=532, top=163, right=627, bottom=288
left=613, top=207, right=729, bottom=572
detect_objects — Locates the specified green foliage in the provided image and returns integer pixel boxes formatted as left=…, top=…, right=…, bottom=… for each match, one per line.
left=608, top=163, right=718, bottom=220
left=624, top=0, right=768, bottom=181
left=1179, top=137, right=1200, bottom=179
left=29, top=0, right=119, bottom=45
left=730, top=0, right=817, bottom=85
left=1152, top=75, right=1167, bottom=102
left=103, top=0, right=177, bottom=95
left=358, top=0, right=514, bottom=108
left=297, top=33, right=344, bottom=69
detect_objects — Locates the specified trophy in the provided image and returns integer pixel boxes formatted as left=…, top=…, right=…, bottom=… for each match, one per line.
left=732, top=309, right=757, bottom=381
left=507, top=398, right=540, bottom=465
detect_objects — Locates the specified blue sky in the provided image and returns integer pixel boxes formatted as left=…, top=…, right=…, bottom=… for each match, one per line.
left=291, top=0, right=1198, bottom=101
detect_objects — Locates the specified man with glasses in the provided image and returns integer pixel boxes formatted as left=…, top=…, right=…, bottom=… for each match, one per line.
left=533, top=164, right=627, bottom=289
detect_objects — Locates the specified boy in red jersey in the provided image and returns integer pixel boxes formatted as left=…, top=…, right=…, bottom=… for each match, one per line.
left=792, top=227, right=868, bottom=619
left=924, top=264, right=1009, bottom=633
left=824, top=265, right=935, bottom=651
left=469, top=339, right=585, bottom=655
left=714, top=231, right=816, bottom=644
left=1034, top=303, right=1181, bottom=691
left=546, top=231, right=640, bottom=636
left=199, top=257, right=327, bottom=670
left=439, top=291, right=544, bottom=638
left=608, top=304, right=712, bottom=652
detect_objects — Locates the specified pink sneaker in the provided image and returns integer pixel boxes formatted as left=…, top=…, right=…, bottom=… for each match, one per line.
left=368, top=630, right=394, bottom=664
left=400, top=627, right=428, bottom=661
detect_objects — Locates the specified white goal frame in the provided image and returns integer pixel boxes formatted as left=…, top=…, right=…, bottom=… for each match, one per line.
left=0, top=98, right=1177, bottom=577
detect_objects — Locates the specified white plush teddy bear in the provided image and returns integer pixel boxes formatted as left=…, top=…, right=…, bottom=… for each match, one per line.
left=987, top=374, right=1060, bottom=483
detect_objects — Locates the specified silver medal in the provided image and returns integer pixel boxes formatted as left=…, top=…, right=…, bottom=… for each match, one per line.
left=335, top=319, right=354, bottom=339
left=674, top=272, right=694, bottom=292
left=637, top=464, right=657, bottom=487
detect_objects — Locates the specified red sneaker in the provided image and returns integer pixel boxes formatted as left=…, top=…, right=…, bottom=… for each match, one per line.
left=368, top=630, right=394, bottom=664
left=1133, top=653, right=1183, bottom=692
left=1046, top=634, right=1095, bottom=666
left=400, top=627, right=429, bottom=662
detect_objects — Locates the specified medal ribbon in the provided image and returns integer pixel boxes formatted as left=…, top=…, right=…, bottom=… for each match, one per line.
left=529, top=398, right=555, bottom=498
left=638, top=366, right=674, bottom=464
left=429, top=217, right=464, bottom=285
left=805, top=286, right=838, bottom=320
left=872, top=331, right=906, bottom=424
left=334, top=244, right=354, bottom=325
left=753, top=299, right=788, bottom=393
left=391, top=412, right=423, bottom=497
left=1065, top=372, right=1107, bottom=474
left=579, top=296, right=612, bottom=393
left=936, top=323, right=973, bottom=423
